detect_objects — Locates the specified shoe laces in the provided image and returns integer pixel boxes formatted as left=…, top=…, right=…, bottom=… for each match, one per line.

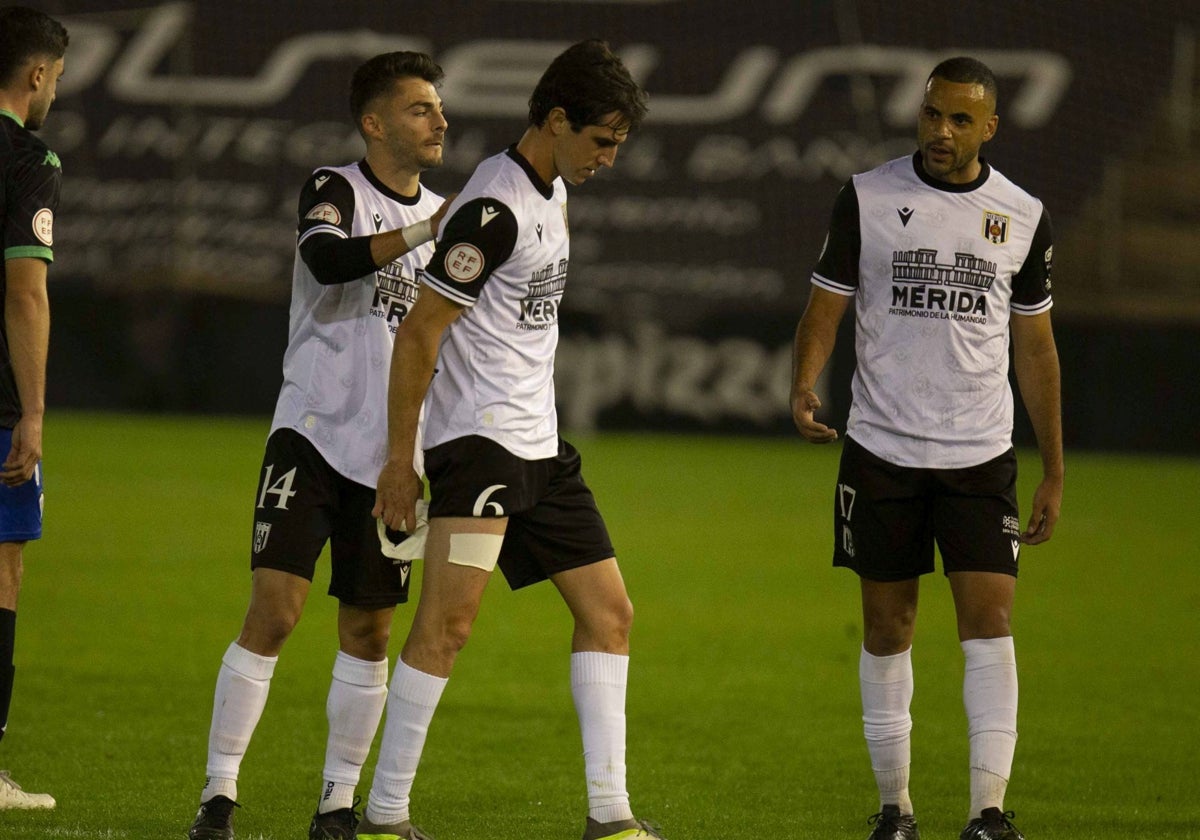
left=867, top=809, right=907, bottom=828
left=635, top=818, right=666, bottom=838
left=0, top=771, right=22, bottom=791
left=990, top=810, right=1021, bottom=828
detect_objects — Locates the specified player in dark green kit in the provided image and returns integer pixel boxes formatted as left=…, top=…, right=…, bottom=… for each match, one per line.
left=0, top=4, right=67, bottom=810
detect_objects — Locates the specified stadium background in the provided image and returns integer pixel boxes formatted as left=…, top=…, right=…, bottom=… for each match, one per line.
left=31, top=0, right=1200, bottom=454
left=5, top=4, right=1200, bottom=839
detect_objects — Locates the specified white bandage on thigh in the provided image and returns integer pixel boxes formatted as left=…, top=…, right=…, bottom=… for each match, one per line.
left=447, top=532, right=504, bottom=572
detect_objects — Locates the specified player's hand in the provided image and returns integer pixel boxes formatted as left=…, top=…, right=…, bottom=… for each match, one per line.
left=373, top=457, right=422, bottom=532
left=1020, top=475, right=1062, bottom=545
left=1, top=414, right=42, bottom=487
left=791, top=388, right=838, bottom=443
left=430, top=193, right=459, bottom=237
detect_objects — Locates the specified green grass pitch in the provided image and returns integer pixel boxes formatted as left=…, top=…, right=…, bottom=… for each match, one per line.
left=3, top=413, right=1198, bottom=838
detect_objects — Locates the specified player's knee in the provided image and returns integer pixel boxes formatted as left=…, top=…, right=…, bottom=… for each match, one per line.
left=340, top=625, right=391, bottom=661
left=576, top=594, right=633, bottom=652
left=409, top=607, right=475, bottom=664
left=610, top=593, right=634, bottom=639
left=958, top=607, right=1011, bottom=641
left=863, top=620, right=915, bottom=656
left=239, top=603, right=302, bottom=655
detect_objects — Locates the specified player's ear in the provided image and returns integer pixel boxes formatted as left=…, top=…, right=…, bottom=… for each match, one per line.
left=547, top=107, right=570, bottom=136
left=27, top=59, right=47, bottom=92
left=983, top=113, right=999, bottom=143
left=360, top=111, right=383, bottom=140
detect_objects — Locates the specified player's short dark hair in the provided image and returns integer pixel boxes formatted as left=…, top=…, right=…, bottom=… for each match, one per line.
left=528, top=39, right=648, bottom=133
left=0, top=6, right=69, bottom=87
left=928, top=56, right=998, bottom=108
left=350, top=51, right=444, bottom=126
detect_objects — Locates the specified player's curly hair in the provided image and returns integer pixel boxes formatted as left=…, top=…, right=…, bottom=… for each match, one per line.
left=528, top=39, right=648, bottom=133
left=928, top=56, right=998, bottom=108
left=350, top=51, right=445, bottom=129
left=0, top=6, right=69, bottom=87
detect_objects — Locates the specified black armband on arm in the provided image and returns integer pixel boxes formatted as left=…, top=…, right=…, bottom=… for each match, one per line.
left=299, top=233, right=379, bottom=285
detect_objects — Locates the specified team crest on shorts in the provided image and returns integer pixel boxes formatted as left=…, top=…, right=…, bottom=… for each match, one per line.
left=253, top=520, right=272, bottom=554
left=982, top=210, right=1010, bottom=244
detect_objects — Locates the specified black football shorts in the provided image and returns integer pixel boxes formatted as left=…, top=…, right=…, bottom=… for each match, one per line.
left=249, top=428, right=411, bottom=607
left=832, top=435, right=1022, bottom=581
left=424, top=435, right=615, bottom=590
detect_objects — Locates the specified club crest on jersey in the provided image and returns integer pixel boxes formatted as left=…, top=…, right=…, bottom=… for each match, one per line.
left=983, top=210, right=1010, bottom=244
left=305, top=202, right=341, bottom=224
left=445, top=243, right=484, bottom=283
left=253, top=521, right=271, bottom=554
left=32, top=208, right=53, bottom=246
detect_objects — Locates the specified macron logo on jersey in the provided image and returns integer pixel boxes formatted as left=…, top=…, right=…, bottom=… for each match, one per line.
left=315, top=174, right=330, bottom=189
left=481, top=205, right=500, bottom=227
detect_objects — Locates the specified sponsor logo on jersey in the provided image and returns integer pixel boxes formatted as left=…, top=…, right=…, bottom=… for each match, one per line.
left=32, top=208, right=53, bottom=246
left=373, top=212, right=383, bottom=232
left=253, top=520, right=271, bottom=553
left=305, top=202, right=341, bottom=224
left=519, top=259, right=568, bottom=329
left=1043, top=245, right=1053, bottom=292
left=373, top=264, right=420, bottom=325
left=889, top=248, right=996, bottom=323
left=480, top=204, right=500, bottom=227
left=445, top=243, right=484, bottom=283
left=983, top=210, right=1010, bottom=244
left=314, top=173, right=330, bottom=189
left=897, top=207, right=914, bottom=226
left=535, top=222, right=544, bottom=241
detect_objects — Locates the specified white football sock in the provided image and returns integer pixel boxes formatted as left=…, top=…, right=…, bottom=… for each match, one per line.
left=860, top=647, right=915, bottom=815
left=319, top=651, right=388, bottom=814
left=962, top=636, right=1018, bottom=818
left=365, top=658, right=447, bottom=825
left=572, top=651, right=634, bottom=824
left=201, top=642, right=277, bottom=804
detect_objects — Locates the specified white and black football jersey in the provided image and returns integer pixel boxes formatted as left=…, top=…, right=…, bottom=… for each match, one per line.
left=813, top=152, right=1053, bottom=469
left=418, top=146, right=570, bottom=460
left=270, top=160, right=442, bottom=487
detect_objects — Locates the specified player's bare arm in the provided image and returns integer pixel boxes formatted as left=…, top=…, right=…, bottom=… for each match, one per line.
left=791, top=286, right=851, bottom=444
left=1, top=258, right=49, bottom=487
left=1011, top=310, right=1064, bottom=544
left=373, top=287, right=464, bottom=531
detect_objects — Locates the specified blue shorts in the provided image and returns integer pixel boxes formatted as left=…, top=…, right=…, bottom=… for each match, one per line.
left=0, top=428, right=43, bottom=542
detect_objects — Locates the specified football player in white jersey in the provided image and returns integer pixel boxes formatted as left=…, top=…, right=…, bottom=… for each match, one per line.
left=361, top=41, right=662, bottom=840
left=791, top=57, right=1062, bottom=840
left=187, top=52, right=453, bottom=840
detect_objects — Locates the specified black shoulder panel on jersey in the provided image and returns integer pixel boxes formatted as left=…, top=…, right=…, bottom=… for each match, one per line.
left=421, top=197, right=519, bottom=303
left=1012, top=206, right=1054, bottom=307
left=296, top=169, right=356, bottom=238
left=300, top=232, right=379, bottom=285
left=813, top=179, right=861, bottom=287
